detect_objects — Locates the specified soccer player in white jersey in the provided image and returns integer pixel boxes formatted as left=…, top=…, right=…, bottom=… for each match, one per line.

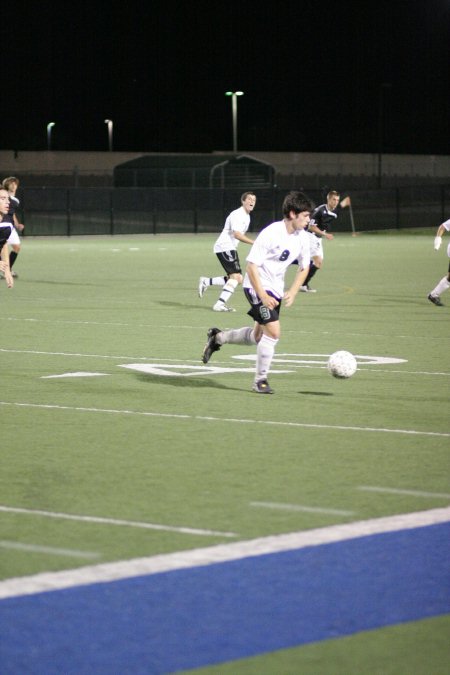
left=202, top=191, right=312, bottom=394
left=428, top=218, right=450, bottom=306
left=0, top=188, right=14, bottom=288
left=198, top=192, right=256, bottom=312
left=1, top=177, right=24, bottom=278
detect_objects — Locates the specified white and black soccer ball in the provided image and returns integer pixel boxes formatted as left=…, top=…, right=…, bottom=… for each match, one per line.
left=327, top=350, right=357, bottom=379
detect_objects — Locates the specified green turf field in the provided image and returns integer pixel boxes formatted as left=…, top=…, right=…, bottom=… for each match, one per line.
left=0, top=231, right=449, bottom=673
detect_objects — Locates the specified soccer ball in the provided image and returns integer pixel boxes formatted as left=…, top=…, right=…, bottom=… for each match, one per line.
left=327, top=350, right=357, bottom=379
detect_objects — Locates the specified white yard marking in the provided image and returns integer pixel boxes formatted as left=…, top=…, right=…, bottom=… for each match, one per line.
left=250, top=501, right=356, bottom=516
left=0, top=507, right=448, bottom=600
left=234, top=353, right=408, bottom=366
left=0, top=401, right=448, bottom=438
left=0, top=505, right=237, bottom=539
left=120, top=363, right=293, bottom=377
left=0, top=540, right=100, bottom=560
left=41, top=372, right=109, bottom=379
left=358, top=486, right=450, bottom=499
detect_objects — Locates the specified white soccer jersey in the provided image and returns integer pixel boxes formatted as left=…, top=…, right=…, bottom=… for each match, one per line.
left=442, top=219, right=450, bottom=257
left=244, top=220, right=311, bottom=299
left=213, top=206, right=251, bottom=253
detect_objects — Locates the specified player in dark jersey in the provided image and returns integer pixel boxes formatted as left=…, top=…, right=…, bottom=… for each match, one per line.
left=300, top=190, right=350, bottom=292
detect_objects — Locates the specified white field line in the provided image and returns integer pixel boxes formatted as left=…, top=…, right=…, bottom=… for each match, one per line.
left=0, top=506, right=237, bottom=539
left=0, top=507, right=448, bottom=600
left=358, top=486, right=450, bottom=499
left=42, top=372, right=108, bottom=379
left=0, top=541, right=100, bottom=560
left=0, top=348, right=163, bottom=361
left=0, top=401, right=448, bottom=438
left=250, top=502, right=356, bottom=516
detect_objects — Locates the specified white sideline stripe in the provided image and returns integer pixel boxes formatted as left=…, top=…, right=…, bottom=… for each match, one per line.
left=0, top=541, right=100, bottom=560
left=0, top=401, right=448, bottom=438
left=358, top=486, right=450, bottom=499
left=0, top=507, right=448, bottom=600
left=0, top=506, right=237, bottom=539
left=250, top=502, right=355, bottom=516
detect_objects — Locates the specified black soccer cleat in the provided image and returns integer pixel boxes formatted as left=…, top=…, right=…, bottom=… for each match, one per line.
left=202, top=327, right=221, bottom=364
left=252, top=379, right=274, bottom=394
left=428, top=294, right=444, bottom=307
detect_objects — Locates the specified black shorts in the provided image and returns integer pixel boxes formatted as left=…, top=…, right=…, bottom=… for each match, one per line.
left=244, top=288, right=281, bottom=325
left=216, top=250, right=242, bottom=276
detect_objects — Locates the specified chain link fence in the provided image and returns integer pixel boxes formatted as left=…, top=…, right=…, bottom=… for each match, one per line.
left=17, top=185, right=449, bottom=237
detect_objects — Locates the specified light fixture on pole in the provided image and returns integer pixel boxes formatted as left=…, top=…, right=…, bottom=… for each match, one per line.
left=225, top=91, right=243, bottom=153
left=104, top=119, right=113, bottom=152
left=47, top=122, right=55, bottom=151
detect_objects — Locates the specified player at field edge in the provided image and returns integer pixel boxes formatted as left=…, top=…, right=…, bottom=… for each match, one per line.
left=201, top=191, right=312, bottom=394
left=1, top=176, right=24, bottom=278
left=198, top=192, right=256, bottom=312
left=0, top=188, right=14, bottom=288
left=427, top=218, right=450, bottom=307
left=299, top=189, right=350, bottom=292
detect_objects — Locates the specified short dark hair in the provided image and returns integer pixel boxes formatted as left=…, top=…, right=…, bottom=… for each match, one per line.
left=241, top=191, right=256, bottom=203
left=282, top=191, right=312, bottom=217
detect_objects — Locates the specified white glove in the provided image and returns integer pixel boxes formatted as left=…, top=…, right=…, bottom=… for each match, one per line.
left=434, top=236, right=442, bottom=250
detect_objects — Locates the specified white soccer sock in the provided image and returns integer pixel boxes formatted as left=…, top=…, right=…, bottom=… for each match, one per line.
left=217, top=278, right=238, bottom=304
left=255, top=334, right=278, bottom=382
left=431, top=276, right=450, bottom=297
left=216, top=327, right=256, bottom=345
left=210, top=276, right=227, bottom=286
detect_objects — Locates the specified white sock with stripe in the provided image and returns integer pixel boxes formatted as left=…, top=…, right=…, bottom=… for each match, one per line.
left=217, top=278, right=238, bottom=305
left=255, top=334, right=278, bottom=382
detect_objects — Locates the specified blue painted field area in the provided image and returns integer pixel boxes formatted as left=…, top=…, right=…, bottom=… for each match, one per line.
left=1, top=523, right=449, bottom=674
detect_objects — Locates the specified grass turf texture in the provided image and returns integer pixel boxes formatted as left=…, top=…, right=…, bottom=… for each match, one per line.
left=0, top=231, right=448, bottom=673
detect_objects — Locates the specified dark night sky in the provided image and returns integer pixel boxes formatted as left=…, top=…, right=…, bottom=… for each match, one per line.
left=2, top=0, right=449, bottom=155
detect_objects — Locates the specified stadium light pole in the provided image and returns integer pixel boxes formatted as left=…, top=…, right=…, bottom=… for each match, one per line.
left=104, top=119, right=113, bottom=152
left=225, top=91, right=244, bottom=153
left=47, top=122, right=55, bottom=151
left=377, top=83, right=392, bottom=189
